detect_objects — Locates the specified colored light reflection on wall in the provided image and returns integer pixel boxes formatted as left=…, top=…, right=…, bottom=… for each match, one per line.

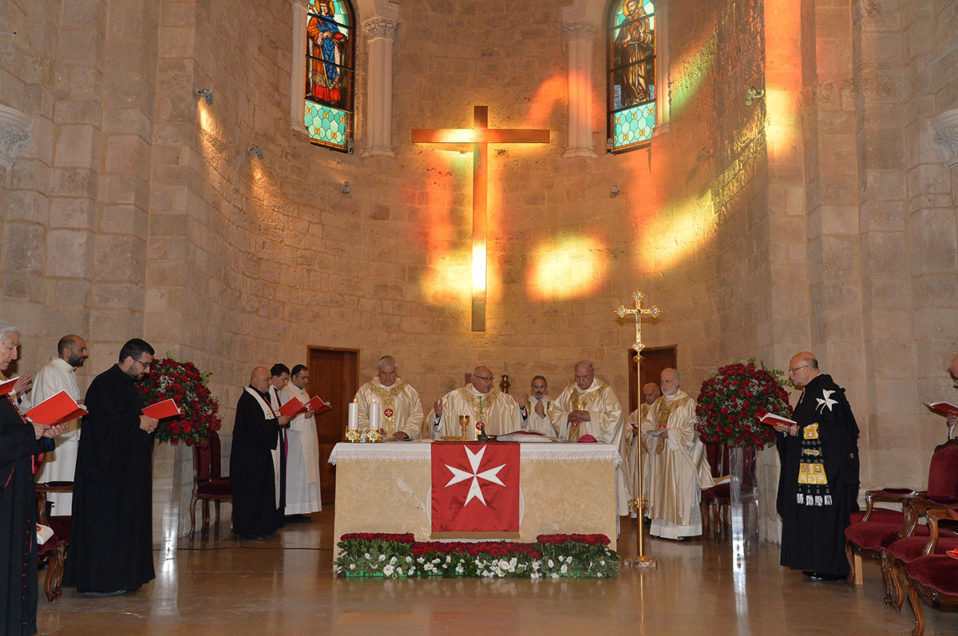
left=527, top=234, right=609, bottom=301
left=636, top=191, right=716, bottom=272
left=765, top=88, right=798, bottom=157
left=670, top=31, right=716, bottom=117
left=764, top=0, right=802, bottom=160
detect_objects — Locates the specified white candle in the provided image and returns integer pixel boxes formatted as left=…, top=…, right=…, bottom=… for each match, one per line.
left=369, top=399, right=381, bottom=431
left=348, top=401, right=359, bottom=430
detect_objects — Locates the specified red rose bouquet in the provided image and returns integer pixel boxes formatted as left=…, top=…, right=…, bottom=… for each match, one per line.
left=138, top=357, right=221, bottom=446
left=695, top=360, right=791, bottom=449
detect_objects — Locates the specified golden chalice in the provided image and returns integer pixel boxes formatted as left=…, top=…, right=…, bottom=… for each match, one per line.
left=458, top=414, right=470, bottom=441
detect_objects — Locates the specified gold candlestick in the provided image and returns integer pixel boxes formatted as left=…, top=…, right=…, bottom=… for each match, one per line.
left=615, top=290, right=661, bottom=568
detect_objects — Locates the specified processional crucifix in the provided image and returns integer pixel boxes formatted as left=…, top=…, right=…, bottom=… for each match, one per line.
left=412, top=106, right=550, bottom=331
left=615, top=290, right=661, bottom=567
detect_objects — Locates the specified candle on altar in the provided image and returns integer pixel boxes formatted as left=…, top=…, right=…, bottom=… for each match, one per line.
left=368, top=398, right=381, bottom=431
left=348, top=401, right=359, bottom=430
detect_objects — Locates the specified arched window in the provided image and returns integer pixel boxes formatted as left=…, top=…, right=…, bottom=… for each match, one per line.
left=303, top=0, right=355, bottom=152
left=608, top=0, right=656, bottom=153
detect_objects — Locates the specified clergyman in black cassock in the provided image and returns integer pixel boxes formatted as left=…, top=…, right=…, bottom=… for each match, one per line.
left=64, top=339, right=159, bottom=594
left=776, top=352, right=860, bottom=580
left=231, top=366, right=286, bottom=539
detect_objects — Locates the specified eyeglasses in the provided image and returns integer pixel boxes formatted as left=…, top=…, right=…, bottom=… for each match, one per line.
left=134, top=358, right=152, bottom=369
left=473, top=375, right=493, bottom=382
left=788, top=365, right=809, bottom=374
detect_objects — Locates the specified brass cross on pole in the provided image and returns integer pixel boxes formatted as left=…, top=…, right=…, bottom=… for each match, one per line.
left=615, top=290, right=661, bottom=567
left=412, top=106, right=550, bottom=332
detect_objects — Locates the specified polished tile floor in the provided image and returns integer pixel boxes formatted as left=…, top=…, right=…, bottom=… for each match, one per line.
left=37, top=509, right=957, bottom=635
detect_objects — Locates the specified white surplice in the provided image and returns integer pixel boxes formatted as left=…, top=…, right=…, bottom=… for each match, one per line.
left=279, top=383, right=321, bottom=514
left=32, top=357, right=82, bottom=515
left=522, top=396, right=556, bottom=438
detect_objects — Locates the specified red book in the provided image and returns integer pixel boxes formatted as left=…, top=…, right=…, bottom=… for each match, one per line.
left=307, top=395, right=332, bottom=415
left=758, top=412, right=797, bottom=427
left=926, top=402, right=958, bottom=418
left=25, top=391, right=87, bottom=426
left=142, top=399, right=181, bottom=420
left=278, top=396, right=305, bottom=417
left=0, top=376, right=20, bottom=396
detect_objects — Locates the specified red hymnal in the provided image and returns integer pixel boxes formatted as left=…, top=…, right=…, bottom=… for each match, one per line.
left=25, top=391, right=87, bottom=426
left=142, top=399, right=181, bottom=420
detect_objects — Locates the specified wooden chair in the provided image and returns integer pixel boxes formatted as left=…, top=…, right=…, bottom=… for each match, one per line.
left=904, top=507, right=958, bottom=635
left=34, top=482, right=73, bottom=601
left=844, top=438, right=958, bottom=587
left=189, top=430, right=232, bottom=537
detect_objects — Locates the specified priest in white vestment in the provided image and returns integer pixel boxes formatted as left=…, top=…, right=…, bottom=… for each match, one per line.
left=550, top=361, right=627, bottom=515
left=518, top=375, right=555, bottom=438
left=435, top=366, right=522, bottom=439
left=642, top=368, right=714, bottom=539
left=621, top=382, right=661, bottom=517
left=33, top=335, right=90, bottom=516
left=279, top=364, right=321, bottom=519
left=355, top=355, right=424, bottom=439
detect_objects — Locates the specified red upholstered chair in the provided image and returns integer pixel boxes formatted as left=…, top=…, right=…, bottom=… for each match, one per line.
left=34, top=482, right=73, bottom=601
left=904, top=507, right=958, bottom=636
left=189, top=431, right=232, bottom=537
left=845, top=438, right=958, bottom=587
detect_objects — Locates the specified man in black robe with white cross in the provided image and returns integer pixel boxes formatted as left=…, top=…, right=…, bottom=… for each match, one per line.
left=775, top=351, right=860, bottom=582
left=64, top=338, right=159, bottom=595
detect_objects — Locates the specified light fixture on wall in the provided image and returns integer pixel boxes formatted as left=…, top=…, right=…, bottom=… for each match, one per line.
left=194, top=88, right=213, bottom=105
left=745, top=86, right=765, bottom=106
left=247, top=145, right=263, bottom=160
left=610, top=183, right=621, bottom=198
left=341, top=181, right=351, bottom=195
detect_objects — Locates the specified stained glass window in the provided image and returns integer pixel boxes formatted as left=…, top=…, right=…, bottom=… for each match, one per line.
left=304, top=0, right=355, bottom=152
left=608, top=0, right=656, bottom=153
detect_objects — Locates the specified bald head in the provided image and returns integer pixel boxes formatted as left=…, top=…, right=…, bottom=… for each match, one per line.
left=250, top=366, right=270, bottom=393
left=660, top=368, right=679, bottom=396
left=642, top=382, right=661, bottom=404
left=575, top=360, right=595, bottom=390
left=788, top=351, right=820, bottom=388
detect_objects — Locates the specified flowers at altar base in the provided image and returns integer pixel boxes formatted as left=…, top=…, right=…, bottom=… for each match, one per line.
left=333, top=534, right=619, bottom=579
left=695, top=360, right=792, bottom=449
left=137, top=356, right=222, bottom=446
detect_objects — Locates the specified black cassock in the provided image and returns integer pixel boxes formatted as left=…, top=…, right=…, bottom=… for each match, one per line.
left=230, top=388, right=280, bottom=538
left=777, top=373, right=860, bottom=577
left=64, top=364, right=155, bottom=593
left=1, top=395, right=53, bottom=635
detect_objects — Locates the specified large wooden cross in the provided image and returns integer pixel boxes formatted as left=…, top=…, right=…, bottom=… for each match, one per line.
left=412, top=106, right=550, bottom=332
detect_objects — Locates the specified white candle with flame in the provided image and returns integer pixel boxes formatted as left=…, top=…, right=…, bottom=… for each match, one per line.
left=347, top=401, right=358, bottom=431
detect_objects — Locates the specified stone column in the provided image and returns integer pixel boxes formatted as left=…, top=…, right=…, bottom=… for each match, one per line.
left=362, top=17, right=398, bottom=157
left=563, top=22, right=597, bottom=158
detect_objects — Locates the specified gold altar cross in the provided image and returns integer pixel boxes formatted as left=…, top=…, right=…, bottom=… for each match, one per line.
left=615, top=290, right=661, bottom=567
left=412, top=106, right=550, bottom=332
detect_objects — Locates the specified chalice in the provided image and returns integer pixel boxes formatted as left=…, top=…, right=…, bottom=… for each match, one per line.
left=458, top=415, right=470, bottom=440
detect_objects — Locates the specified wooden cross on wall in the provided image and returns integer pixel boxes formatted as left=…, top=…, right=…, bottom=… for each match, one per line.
left=412, top=106, right=550, bottom=332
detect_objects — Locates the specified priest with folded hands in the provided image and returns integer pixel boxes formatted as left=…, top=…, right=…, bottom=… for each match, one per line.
left=231, top=366, right=290, bottom=540
left=355, top=355, right=424, bottom=440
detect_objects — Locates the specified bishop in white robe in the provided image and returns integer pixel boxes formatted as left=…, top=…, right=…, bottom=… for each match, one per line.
left=435, top=366, right=521, bottom=439
left=355, top=356, right=424, bottom=439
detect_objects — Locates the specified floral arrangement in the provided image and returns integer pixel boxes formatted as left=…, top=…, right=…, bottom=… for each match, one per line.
left=137, top=357, right=221, bottom=446
left=695, top=360, right=792, bottom=449
left=334, top=533, right=618, bottom=579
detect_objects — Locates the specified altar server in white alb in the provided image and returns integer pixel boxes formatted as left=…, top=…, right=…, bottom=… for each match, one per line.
left=354, top=355, right=424, bottom=440
left=642, top=368, right=714, bottom=540
left=434, top=365, right=522, bottom=439
left=549, top=361, right=623, bottom=444
left=33, top=334, right=90, bottom=516
left=279, top=364, right=321, bottom=521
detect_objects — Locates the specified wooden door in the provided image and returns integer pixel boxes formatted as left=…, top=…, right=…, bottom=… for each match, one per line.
left=626, top=346, right=678, bottom=415
left=307, top=347, right=360, bottom=506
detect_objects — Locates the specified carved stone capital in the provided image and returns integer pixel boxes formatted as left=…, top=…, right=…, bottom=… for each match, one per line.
left=562, top=22, right=598, bottom=41
left=932, top=107, right=958, bottom=169
left=364, top=16, right=398, bottom=39
left=0, top=104, right=30, bottom=169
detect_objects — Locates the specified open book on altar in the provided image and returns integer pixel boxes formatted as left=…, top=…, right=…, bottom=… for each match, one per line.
left=758, top=412, right=797, bottom=427
left=925, top=401, right=958, bottom=418
left=25, top=390, right=87, bottom=426
left=0, top=376, right=20, bottom=397
left=142, top=399, right=181, bottom=420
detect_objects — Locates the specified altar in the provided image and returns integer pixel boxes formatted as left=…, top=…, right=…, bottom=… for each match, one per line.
left=328, top=441, right=619, bottom=559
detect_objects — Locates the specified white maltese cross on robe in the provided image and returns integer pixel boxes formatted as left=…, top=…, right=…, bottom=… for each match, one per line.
left=816, top=389, right=838, bottom=414
left=443, top=445, right=507, bottom=507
